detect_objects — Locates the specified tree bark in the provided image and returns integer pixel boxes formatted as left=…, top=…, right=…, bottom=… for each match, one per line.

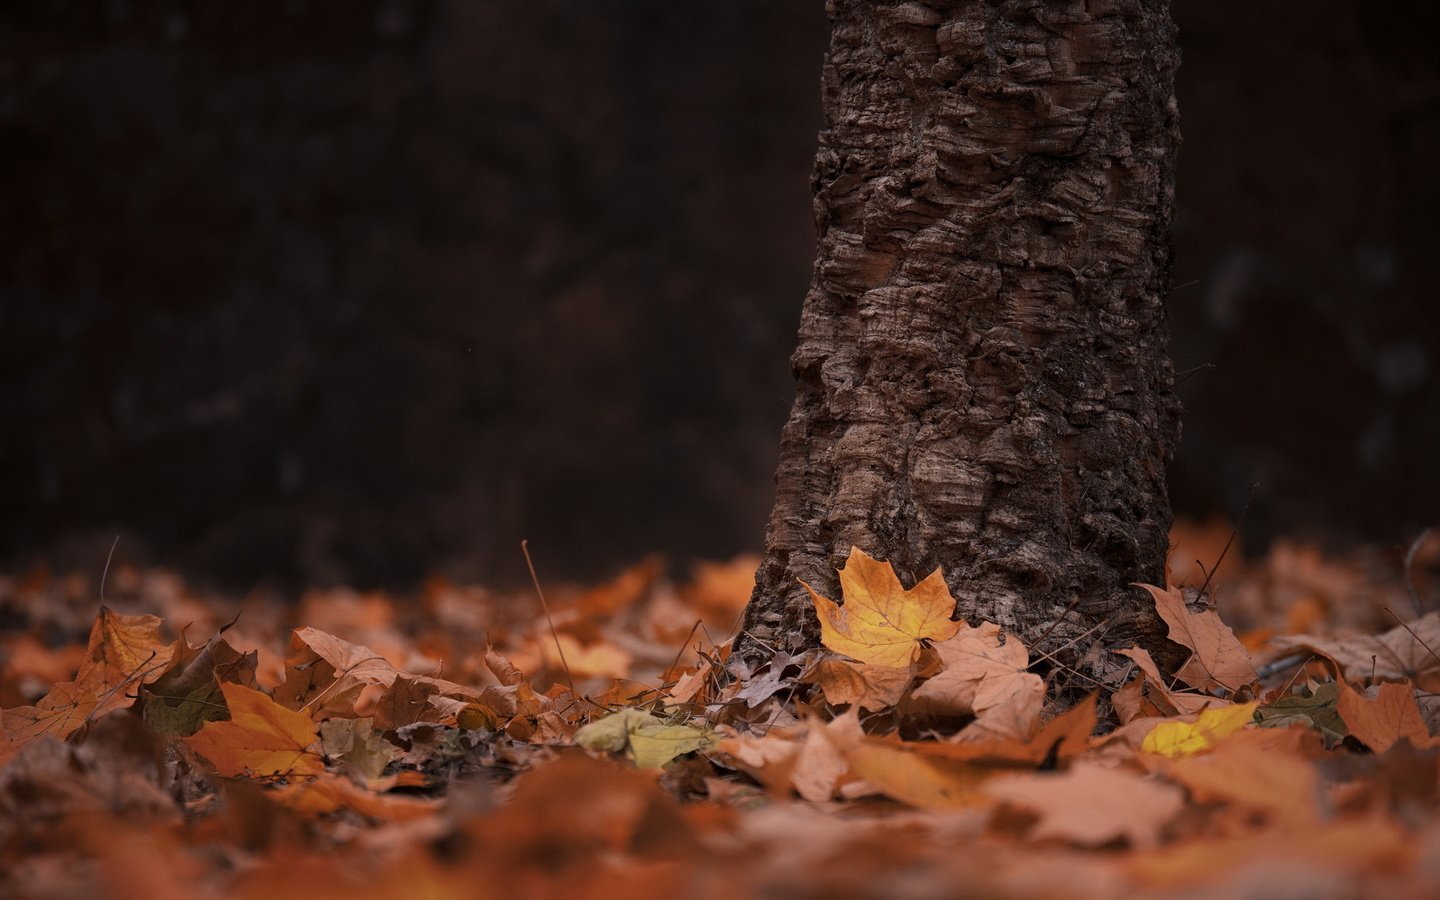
left=739, top=0, right=1181, bottom=680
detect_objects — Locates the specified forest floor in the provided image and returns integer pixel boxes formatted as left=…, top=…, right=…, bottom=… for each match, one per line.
left=2, top=520, right=1439, bottom=898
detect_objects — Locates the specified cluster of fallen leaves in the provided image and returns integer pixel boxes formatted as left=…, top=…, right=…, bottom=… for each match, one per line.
left=2, top=525, right=1440, bottom=898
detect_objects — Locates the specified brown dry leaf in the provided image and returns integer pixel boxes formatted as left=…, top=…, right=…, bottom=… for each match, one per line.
left=271, top=772, right=439, bottom=821
left=921, top=693, right=1100, bottom=765
left=718, top=731, right=802, bottom=796
left=803, top=656, right=911, bottom=712
left=484, top=645, right=525, bottom=686
left=718, top=711, right=863, bottom=802
left=983, top=762, right=1184, bottom=848
left=1, top=677, right=101, bottom=745
left=272, top=627, right=403, bottom=716
left=1111, top=673, right=1165, bottom=723
left=792, top=710, right=863, bottom=801
left=1271, top=611, right=1440, bottom=681
left=913, top=623, right=1044, bottom=743
left=845, top=741, right=996, bottom=810
left=185, top=681, right=323, bottom=777
left=2, top=607, right=175, bottom=746
left=1141, top=584, right=1257, bottom=692
left=1161, top=738, right=1321, bottom=827
left=141, top=629, right=258, bottom=738
left=802, top=547, right=962, bottom=668
left=83, top=606, right=174, bottom=688
left=1337, top=680, right=1435, bottom=753
left=1115, top=647, right=1225, bottom=717
left=666, top=659, right=714, bottom=706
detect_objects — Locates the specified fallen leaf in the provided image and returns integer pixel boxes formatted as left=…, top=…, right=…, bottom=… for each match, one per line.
left=1142, top=702, right=1258, bottom=758
left=803, top=547, right=962, bottom=668
left=83, top=607, right=174, bottom=688
left=271, top=772, right=438, bottom=821
left=1270, top=611, right=1440, bottom=681
left=319, top=716, right=397, bottom=780
left=1141, top=584, right=1258, bottom=692
left=485, top=645, right=525, bottom=686
left=1115, top=647, right=1225, bottom=717
left=185, top=682, right=323, bottom=777
left=717, top=710, right=863, bottom=802
left=2, top=608, right=175, bottom=746
left=983, top=762, right=1184, bottom=848
left=1336, top=680, right=1434, bottom=753
left=802, top=656, right=910, bottom=712
left=925, top=692, right=1101, bottom=765
left=1255, top=682, right=1347, bottom=746
left=1, top=678, right=99, bottom=745
left=628, top=723, right=718, bottom=770
left=575, top=708, right=717, bottom=769
left=141, top=629, right=257, bottom=737
left=1161, top=737, right=1321, bottom=827
left=524, top=632, right=633, bottom=681
left=913, top=622, right=1044, bottom=741
left=845, top=741, right=993, bottom=810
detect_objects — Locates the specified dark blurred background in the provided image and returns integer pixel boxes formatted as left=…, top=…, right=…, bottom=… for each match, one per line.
left=2, top=0, right=1437, bottom=589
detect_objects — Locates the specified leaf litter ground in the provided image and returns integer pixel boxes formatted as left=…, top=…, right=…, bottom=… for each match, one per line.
left=3, top=522, right=1440, bottom=898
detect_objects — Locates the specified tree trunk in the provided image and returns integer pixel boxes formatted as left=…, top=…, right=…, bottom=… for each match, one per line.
left=739, top=0, right=1182, bottom=680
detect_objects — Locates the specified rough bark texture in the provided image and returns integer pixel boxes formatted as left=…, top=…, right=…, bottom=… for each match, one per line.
left=740, top=0, right=1181, bottom=678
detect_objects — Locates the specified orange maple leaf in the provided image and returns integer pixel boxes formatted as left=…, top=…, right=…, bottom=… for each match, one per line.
left=1140, top=584, right=1257, bottom=692
left=1336, top=680, right=1436, bottom=753
left=1, top=607, right=172, bottom=747
left=185, top=682, right=323, bottom=777
left=803, top=547, right=961, bottom=668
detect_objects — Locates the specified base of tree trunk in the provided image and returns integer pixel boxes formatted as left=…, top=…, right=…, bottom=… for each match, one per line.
left=738, top=0, right=1182, bottom=685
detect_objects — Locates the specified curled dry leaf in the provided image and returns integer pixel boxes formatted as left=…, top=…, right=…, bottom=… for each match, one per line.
left=718, top=710, right=863, bottom=802
left=1140, top=584, right=1258, bottom=692
left=803, top=547, right=961, bottom=668
left=1114, top=647, right=1223, bottom=720
left=912, top=622, right=1044, bottom=742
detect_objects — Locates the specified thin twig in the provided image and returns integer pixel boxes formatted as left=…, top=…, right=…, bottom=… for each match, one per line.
left=1276, top=654, right=1314, bottom=697
left=1027, top=618, right=1109, bottom=671
left=100, top=535, right=120, bottom=607
left=521, top=540, right=575, bottom=694
left=663, top=619, right=704, bottom=685
left=1197, top=482, right=1258, bottom=604
left=1382, top=606, right=1440, bottom=672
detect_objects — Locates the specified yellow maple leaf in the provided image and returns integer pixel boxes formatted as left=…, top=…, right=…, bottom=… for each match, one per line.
left=185, top=682, right=323, bottom=777
left=802, top=547, right=962, bottom=668
left=1143, top=702, right=1259, bottom=758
